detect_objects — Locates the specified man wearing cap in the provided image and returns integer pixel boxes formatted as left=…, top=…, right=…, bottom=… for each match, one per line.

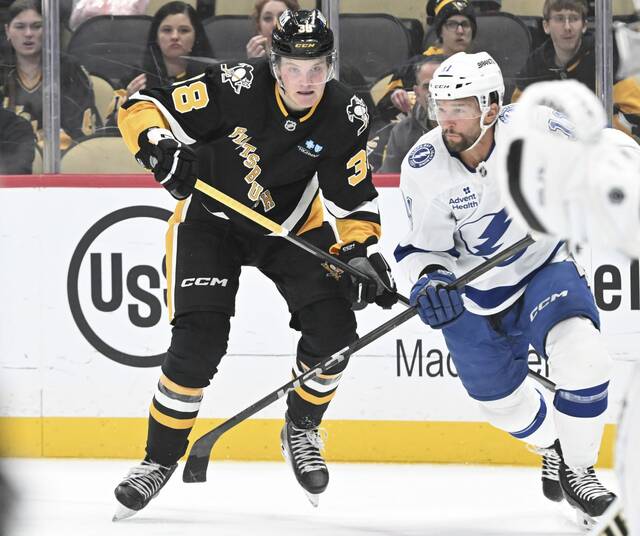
left=373, top=0, right=477, bottom=122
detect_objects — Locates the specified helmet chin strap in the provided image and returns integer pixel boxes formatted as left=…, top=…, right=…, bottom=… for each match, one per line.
left=464, top=103, right=498, bottom=153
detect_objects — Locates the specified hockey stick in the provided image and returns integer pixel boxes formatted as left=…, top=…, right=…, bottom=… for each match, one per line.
left=182, top=234, right=541, bottom=483
left=193, top=180, right=554, bottom=392
left=193, top=179, right=410, bottom=305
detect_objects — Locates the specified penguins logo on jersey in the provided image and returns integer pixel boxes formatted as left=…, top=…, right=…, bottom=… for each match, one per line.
left=221, top=63, right=254, bottom=95
left=407, top=143, right=435, bottom=168
left=346, top=95, right=369, bottom=136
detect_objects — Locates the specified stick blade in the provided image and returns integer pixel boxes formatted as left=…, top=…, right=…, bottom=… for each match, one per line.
left=182, top=430, right=222, bottom=483
left=182, top=450, right=210, bottom=483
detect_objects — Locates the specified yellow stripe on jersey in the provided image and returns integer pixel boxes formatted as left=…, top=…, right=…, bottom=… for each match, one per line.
left=149, top=403, right=197, bottom=430
left=165, top=200, right=189, bottom=321
left=296, top=194, right=324, bottom=235
left=613, top=77, right=640, bottom=139
left=293, top=385, right=337, bottom=405
left=330, top=219, right=382, bottom=254
left=159, top=374, right=203, bottom=397
left=118, top=101, right=169, bottom=154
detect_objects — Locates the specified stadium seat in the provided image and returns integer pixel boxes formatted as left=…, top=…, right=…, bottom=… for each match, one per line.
left=517, top=15, right=546, bottom=51
left=472, top=13, right=532, bottom=80
left=400, top=17, right=425, bottom=56
left=203, top=15, right=253, bottom=61
left=339, top=13, right=412, bottom=86
left=61, top=136, right=146, bottom=173
left=89, top=75, right=116, bottom=125
left=65, top=15, right=153, bottom=87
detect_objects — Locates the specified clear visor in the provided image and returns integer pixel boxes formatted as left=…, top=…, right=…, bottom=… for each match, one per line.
left=429, top=97, right=483, bottom=123
left=271, top=51, right=337, bottom=87
left=615, top=21, right=640, bottom=78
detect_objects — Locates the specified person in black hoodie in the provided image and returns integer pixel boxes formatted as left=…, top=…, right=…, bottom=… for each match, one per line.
left=512, top=0, right=640, bottom=139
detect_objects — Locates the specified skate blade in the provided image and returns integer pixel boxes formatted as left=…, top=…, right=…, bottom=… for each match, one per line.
left=112, top=503, right=138, bottom=522
left=305, top=491, right=320, bottom=508
left=576, top=509, right=596, bottom=532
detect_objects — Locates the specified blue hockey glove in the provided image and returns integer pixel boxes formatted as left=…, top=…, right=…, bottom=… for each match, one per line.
left=136, top=128, right=197, bottom=200
left=336, top=236, right=398, bottom=310
left=410, top=268, right=464, bottom=328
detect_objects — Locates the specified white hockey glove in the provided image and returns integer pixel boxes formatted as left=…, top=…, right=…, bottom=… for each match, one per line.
left=512, top=80, right=606, bottom=143
left=136, top=128, right=197, bottom=200
left=501, top=81, right=640, bottom=258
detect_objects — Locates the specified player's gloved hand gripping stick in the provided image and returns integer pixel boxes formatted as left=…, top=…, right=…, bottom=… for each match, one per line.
left=182, top=233, right=551, bottom=484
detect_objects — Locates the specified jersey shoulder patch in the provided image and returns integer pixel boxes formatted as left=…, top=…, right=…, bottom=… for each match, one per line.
left=219, top=62, right=255, bottom=95
left=406, top=142, right=436, bottom=168
left=498, top=103, right=517, bottom=124
left=345, top=94, right=370, bottom=137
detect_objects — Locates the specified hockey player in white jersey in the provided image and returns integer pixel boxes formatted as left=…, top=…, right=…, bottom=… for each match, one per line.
left=499, top=18, right=640, bottom=535
left=395, top=51, right=616, bottom=528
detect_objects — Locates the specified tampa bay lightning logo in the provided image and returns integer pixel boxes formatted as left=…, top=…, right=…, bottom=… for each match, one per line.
left=459, top=209, right=528, bottom=265
left=548, top=110, right=575, bottom=139
left=408, top=143, right=435, bottom=168
left=498, top=104, right=516, bottom=124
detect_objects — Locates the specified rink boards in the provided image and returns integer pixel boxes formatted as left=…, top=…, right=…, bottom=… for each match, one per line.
left=0, top=175, right=637, bottom=465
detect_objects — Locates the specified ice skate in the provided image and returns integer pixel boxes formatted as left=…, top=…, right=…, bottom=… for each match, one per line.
left=587, top=497, right=628, bottom=536
left=112, top=458, right=177, bottom=521
left=280, top=414, right=329, bottom=507
left=530, top=440, right=563, bottom=502
left=559, top=460, right=617, bottom=529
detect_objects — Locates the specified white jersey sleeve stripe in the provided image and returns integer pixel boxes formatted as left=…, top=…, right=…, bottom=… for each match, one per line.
left=129, top=92, right=198, bottom=145
left=323, top=197, right=379, bottom=219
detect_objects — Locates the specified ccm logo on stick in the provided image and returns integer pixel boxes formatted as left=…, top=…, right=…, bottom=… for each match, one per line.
left=530, top=290, right=568, bottom=321
left=181, top=277, right=228, bottom=287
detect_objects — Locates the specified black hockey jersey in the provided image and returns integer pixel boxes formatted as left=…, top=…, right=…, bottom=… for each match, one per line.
left=119, top=59, right=381, bottom=245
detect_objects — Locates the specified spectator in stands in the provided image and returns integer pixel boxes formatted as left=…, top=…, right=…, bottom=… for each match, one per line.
left=246, top=0, right=300, bottom=59
left=0, top=0, right=100, bottom=149
left=379, top=56, right=443, bottom=173
left=68, top=0, right=149, bottom=31
left=122, top=1, right=213, bottom=98
left=375, top=0, right=477, bottom=119
left=0, top=106, right=35, bottom=173
left=512, top=0, right=640, bottom=139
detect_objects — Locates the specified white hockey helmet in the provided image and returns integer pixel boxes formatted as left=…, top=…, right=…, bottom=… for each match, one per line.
left=430, top=51, right=505, bottom=110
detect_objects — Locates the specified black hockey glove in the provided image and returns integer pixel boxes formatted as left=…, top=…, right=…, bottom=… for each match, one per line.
left=136, top=127, right=197, bottom=200
left=336, top=236, right=398, bottom=310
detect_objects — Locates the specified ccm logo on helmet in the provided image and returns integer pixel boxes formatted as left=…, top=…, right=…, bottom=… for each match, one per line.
left=181, top=277, right=229, bottom=288
left=477, top=59, right=496, bottom=68
left=530, top=290, right=568, bottom=321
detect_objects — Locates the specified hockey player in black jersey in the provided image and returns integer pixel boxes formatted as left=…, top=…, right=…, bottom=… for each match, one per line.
left=112, top=9, right=397, bottom=520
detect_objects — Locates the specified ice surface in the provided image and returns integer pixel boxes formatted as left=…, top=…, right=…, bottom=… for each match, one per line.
left=2, top=458, right=617, bottom=535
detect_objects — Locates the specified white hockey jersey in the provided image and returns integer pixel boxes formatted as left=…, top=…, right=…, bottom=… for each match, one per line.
left=395, top=104, right=571, bottom=316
